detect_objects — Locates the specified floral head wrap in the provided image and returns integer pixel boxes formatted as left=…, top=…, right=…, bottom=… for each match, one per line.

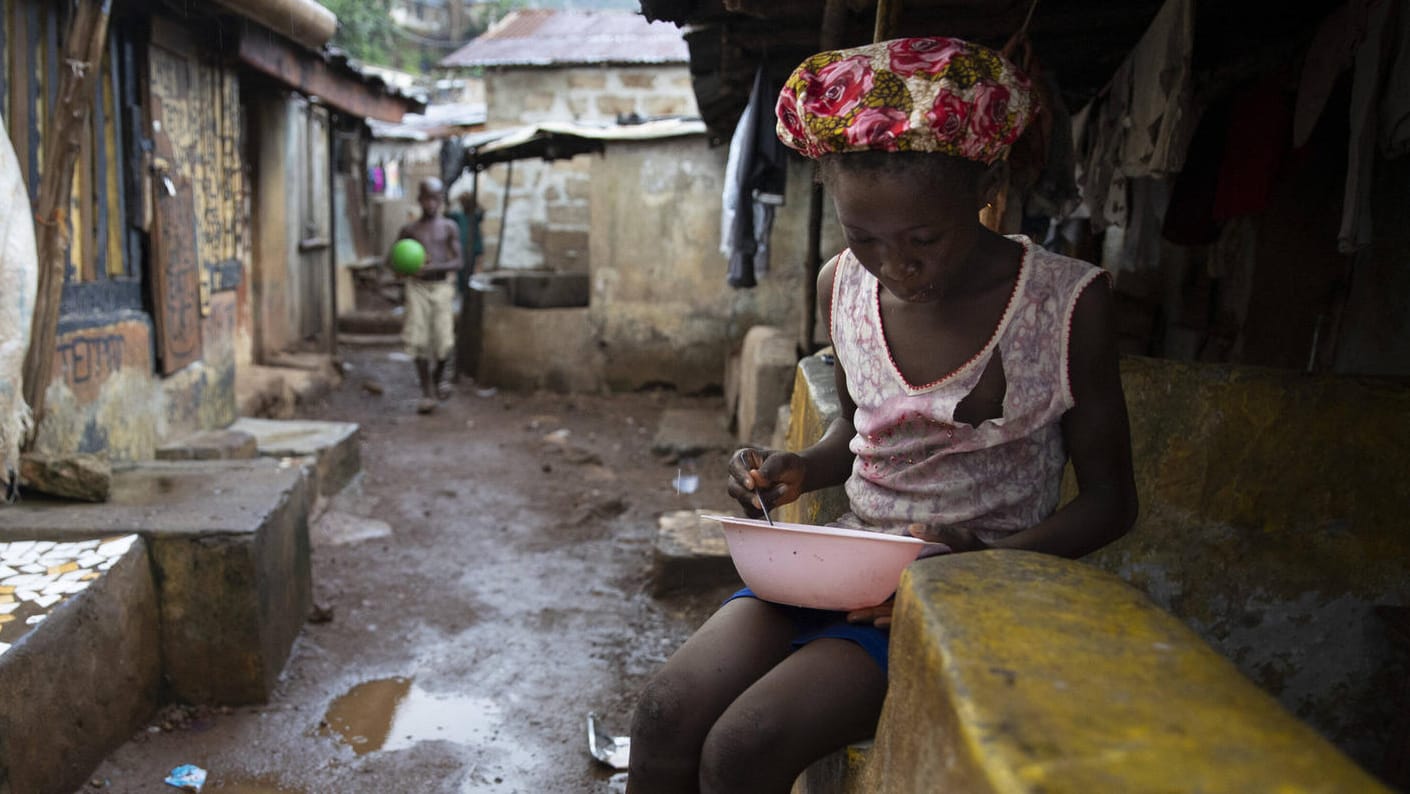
left=775, top=37, right=1037, bottom=164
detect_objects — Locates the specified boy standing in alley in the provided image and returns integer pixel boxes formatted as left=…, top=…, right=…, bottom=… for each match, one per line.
left=391, top=176, right=461, bottom=414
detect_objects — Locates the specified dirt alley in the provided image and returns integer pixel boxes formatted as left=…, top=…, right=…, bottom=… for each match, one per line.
left=84, top=343, right=746, bottom=793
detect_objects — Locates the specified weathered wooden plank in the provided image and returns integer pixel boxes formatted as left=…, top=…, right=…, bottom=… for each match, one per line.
left=146, top=32, right=203, bottom=373
left=237, top=29, right=417, bottom=123
left=101, top=55, right=122, bottom=277
left=78, top=99, right=95, bottom=281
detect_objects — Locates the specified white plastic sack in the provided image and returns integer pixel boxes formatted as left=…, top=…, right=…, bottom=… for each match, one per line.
left=0, top=113, right=38, bottom=499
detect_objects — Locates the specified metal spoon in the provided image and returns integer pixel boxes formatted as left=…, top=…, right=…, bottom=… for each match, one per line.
left=755, top=487, right=775, bottom=526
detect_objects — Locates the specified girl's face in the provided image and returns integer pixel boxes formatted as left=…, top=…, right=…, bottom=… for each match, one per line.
left=830, top=164, right=985, bottom=304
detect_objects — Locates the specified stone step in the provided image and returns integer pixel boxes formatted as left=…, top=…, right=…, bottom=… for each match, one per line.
left=0, top=534, right=158, bottom=794
left=155, top=428, right=259, bottom=461
left=337, top=309, right=402, bottom=335
left=0, top=459, right=313, bottom=710
left=651, top=408, right=736, bottom=462
left=228, top=417, right=361, bottom=501
left=650, top=509, right=741, bottom=597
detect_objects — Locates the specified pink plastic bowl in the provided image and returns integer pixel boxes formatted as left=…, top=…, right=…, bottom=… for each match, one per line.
left=702, top=515, right=926, bottom=611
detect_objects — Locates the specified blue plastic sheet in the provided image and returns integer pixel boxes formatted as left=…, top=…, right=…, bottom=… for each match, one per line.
left=165, top=764, right=207, bottom=791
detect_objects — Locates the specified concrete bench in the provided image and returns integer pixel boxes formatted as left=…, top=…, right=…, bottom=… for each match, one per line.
left=0, top=459, right=313, bottom=706
left=779, top=351, right=1409, bottom=790
left=0, top=534, right=158, bottom=794
left=796, top=551, right=1389, bottom=793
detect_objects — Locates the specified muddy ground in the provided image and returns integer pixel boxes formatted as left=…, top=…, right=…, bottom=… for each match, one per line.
left=84, top=343, right=745, bottom=793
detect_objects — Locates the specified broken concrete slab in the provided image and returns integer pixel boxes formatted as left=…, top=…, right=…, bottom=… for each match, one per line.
left=0, top=535, right=160, bottom=794
left=650, top=509, right=741, bottom=597
left=0, top=459, right=312, bottom=705
left=229, top=417, right=361, bottom=500
left=651, top=408, right=736, bottom=461
left=155, top=428, right=259, bottom=461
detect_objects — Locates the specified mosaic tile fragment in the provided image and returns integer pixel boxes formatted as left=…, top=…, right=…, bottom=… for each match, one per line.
left=0, top=534, right=140, bottom=655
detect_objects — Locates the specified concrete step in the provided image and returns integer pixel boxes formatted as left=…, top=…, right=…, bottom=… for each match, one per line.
left=337, top=309, right=402, bottom=335
left=651, top=408, right=736, bottom=461
left=0, top=534, right=158, bottom=794
left=228, top=417, right=361, bottom=501
left=650, top=509, right=741, bottom=597
left=155, top=427, right=259, bottom=461
left=0, top=459, right=313, bottom=710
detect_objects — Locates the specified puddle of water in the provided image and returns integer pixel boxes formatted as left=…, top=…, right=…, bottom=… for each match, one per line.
left=320, top=677, right=503, bottom=756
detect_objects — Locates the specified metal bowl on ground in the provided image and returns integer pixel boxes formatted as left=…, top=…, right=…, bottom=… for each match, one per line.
left=702, top=515, right=926, bottom=611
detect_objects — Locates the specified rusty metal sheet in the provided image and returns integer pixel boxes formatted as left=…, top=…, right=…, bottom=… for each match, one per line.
left=237, top=30, right=416, bottom=123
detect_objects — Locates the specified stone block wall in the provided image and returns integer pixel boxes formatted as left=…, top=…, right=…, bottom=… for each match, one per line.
left=472, top=65, right=696, bottom=273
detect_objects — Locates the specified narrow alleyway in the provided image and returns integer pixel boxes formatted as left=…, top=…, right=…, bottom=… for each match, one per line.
left=84, top=343, right=740, bottom=793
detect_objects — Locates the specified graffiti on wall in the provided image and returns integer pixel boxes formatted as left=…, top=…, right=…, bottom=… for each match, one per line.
left=52, top=319, right=153, bottom=404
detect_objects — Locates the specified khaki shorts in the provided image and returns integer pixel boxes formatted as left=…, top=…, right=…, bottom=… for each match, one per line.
left=402, top=278, right=455, bottom=361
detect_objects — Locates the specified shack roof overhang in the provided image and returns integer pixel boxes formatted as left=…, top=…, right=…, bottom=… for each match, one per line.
left=641, top=0, right=1343, bottom=144
left=368, top=103, right=488, bottom=142
left=236, top=25, right=426, bottom=123
left=457, top=118, right=708, bottom=171
left=213, top=0, right=335, bottom=51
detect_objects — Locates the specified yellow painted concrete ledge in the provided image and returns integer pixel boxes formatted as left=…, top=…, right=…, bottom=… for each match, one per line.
left=797, top=550, right=1388, bottom=794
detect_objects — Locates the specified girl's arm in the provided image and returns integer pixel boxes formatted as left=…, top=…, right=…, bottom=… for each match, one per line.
left=728, top=257, right=857, bottom=513
left=982, top=276, right=1138, bottom=558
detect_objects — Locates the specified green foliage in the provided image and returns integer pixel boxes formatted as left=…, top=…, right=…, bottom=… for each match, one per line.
left=317, top=0, right=641, bottom=73
left=320, top=0, right=415, bottom=72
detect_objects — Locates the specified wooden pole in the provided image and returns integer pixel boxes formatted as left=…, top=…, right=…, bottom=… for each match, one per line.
left=800, top=0, right=851, bottom=354
left=874, top=0, right=903, bottom=42
left=494, top=160, right=512, bottom=270
left=21, top=0, right=113, bottom=433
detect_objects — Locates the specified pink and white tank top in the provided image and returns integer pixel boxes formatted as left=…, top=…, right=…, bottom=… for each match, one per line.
left=829, top=235, right=1105, bottom=543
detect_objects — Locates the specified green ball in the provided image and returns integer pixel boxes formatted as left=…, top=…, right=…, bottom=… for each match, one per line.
left=391, top=239, right=426, bottom=275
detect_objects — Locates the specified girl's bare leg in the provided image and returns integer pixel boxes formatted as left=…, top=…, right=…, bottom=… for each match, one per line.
left=699, top=638, right=887, bottom=794
left=626, top=598, right=798, bottom=794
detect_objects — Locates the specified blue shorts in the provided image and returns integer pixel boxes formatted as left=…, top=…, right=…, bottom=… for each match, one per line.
left=725, top=588, right=891, bottom=674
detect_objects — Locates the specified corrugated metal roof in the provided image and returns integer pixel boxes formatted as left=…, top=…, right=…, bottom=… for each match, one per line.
left=439, top=10, right=688, bottom=68
left=453, top=118, right=707, bottom=169
left=367, top=102, right=488, bottom=141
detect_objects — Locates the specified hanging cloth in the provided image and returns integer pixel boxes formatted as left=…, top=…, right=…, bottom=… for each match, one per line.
left=1340, top=0, right=1394, bottom=253
left=724, top=64, right=788, bottom=288
left=1073, top=0, right=1195, bottom=230
left=1378, top=0, right=1410, bottom=156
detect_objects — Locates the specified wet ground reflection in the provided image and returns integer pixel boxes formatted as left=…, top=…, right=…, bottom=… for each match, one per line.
left=320, top=676, right=503, bottom=756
